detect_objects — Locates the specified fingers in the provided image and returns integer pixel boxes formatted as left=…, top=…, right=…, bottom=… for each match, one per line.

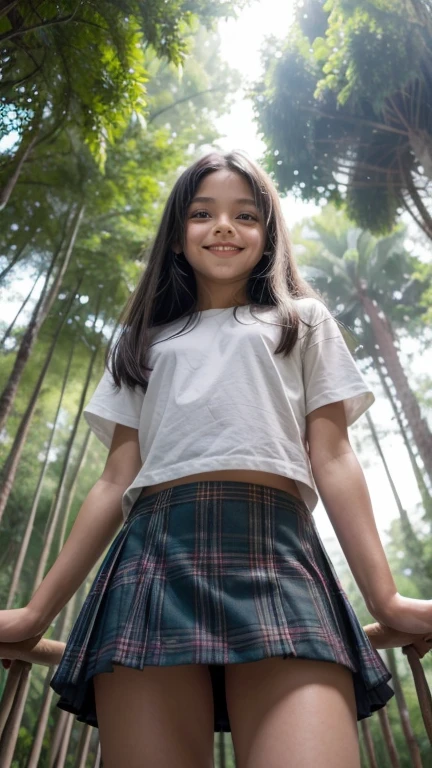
left=410, top=637, right=432, bottom=659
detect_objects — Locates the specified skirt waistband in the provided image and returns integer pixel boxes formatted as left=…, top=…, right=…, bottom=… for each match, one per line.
left=136, top=480, right=307, bottom=515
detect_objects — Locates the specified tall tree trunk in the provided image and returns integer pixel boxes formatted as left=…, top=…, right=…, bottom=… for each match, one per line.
left=369, top=347, right=432, bottom=520
left=0, top=201, right=85, bottom=433
left=0, top=268, right=43, bottom=348
left=0, top=287, right=78, bottom=523
left=359, top=292, right=432, bottom=485
left=6, top=339, right=77, bottom=608
left=385, top=649, right=423, bottom=768
left=0, top=237, right=33, bottom=284
left=0, top=133, right=39, bottom=212
left=56, top=428, right=92, bottom=556
left=366, top=412, right=431, bottom=596
left=31, top=323, right=104, bottom=592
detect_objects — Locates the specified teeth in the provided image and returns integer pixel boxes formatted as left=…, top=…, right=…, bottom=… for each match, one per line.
left=209, top=246, right=239, bottom=251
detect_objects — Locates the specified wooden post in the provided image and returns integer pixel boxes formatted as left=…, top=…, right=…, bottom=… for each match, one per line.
left=27, top=672, right=55, bottom=768
left=49, top=709, right=69, bottom=767
left=377, top=707, right=401, bottom=768
left=0, top=660, right=23, bottom=738
left=218, top=730, right=226, bottom=768
left=403, top=645, right=432, bottom=745
left=386, top=649, right=423, bottom=768
left=55, top=712, right=74, bottom=768
left=0, top=661, right=32, bottom=768
left=93, top=740, right=102, bottom=768
left=360, top=719, right=378, bottom=768
left=74, top=724, right=92, bottom=768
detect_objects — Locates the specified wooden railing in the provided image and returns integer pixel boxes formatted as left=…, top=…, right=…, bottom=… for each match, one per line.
left=0, top=625, right=431, bottom=767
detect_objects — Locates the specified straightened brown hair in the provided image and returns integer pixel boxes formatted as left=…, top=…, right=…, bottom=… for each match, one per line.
left=110, top=150, right=323, bottom=391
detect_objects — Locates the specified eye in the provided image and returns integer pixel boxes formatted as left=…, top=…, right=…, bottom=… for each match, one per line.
left=190, top=210, right=210, bottom=219
left=237, top=213, right=258, bottom=221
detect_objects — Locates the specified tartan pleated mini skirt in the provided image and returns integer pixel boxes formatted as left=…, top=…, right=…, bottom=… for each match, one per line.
left=51, top=481, right=394, bottom=732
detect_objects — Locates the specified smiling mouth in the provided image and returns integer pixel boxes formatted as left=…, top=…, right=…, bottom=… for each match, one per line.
left=204, top=246, right=244, bottom=254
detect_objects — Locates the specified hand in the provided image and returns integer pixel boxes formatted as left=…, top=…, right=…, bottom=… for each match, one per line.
left=0, top=607, right=46, bottom=644
left=1, top=632, right=55, bottom=669
left=0, top=607, right=46, bottom=671
left=375, top=593, right=432, bottom=634
left=364, top=621, right=432, bottom=659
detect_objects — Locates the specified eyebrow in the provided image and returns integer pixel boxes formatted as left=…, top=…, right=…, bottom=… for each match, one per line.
left=190, top=196, right=258, bottom=206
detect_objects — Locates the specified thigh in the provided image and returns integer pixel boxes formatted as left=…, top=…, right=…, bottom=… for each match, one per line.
left=225, top=656, right=360, bottom=768
left=94, top=663, right=215, bottom=768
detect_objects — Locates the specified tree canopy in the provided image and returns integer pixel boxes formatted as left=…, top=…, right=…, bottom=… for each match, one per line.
left=254, top=0, right=432, bottom=238
left=0, top=0, right=244, bottom=178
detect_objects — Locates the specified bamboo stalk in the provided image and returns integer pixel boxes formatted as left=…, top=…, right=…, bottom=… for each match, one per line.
left=6, top=338, right=78, bottom=608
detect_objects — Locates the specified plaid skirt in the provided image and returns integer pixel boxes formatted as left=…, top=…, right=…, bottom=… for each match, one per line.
left=51, top=481, right=394, bottom=732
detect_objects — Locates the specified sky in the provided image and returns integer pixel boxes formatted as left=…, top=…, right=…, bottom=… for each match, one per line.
left=1, top=0, right=430, bottom=576
left=215, top=0, right=321, bottom=228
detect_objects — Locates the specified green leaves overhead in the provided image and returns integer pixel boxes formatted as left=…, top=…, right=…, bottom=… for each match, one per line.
left=0, top=0, right=243, bottom=165
left=254, top=0, right=432, bottom=237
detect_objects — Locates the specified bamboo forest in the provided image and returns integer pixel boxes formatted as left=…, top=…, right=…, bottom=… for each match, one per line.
left=0, top=1, right=432, bottom=766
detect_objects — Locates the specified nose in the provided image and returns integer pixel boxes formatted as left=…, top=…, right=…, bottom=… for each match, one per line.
left=213, top=215, right=234, bottom=235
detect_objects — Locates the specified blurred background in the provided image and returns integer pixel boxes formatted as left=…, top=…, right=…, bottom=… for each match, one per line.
left=0, top=1, right=431, bottom=765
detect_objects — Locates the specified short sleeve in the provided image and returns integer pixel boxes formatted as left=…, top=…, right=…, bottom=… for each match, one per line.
left=301, top=301, right=374, bottom=426
left=83, top=367, right=145, bottom=449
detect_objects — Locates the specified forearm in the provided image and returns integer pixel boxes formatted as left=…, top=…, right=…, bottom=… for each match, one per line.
left=312, top=448, right=397, bottom=622
left=28, top=479, right=124, bottom=631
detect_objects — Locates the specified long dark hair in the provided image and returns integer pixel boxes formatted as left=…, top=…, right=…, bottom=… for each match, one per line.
left=111, top=150, right=322, bottom=390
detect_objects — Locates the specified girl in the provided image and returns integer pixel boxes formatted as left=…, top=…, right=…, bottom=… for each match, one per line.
left=1, top=151, right=431, bottom=768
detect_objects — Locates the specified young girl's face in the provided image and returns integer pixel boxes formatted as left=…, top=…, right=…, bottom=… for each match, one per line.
left=183, top=169, right=266, bottom=305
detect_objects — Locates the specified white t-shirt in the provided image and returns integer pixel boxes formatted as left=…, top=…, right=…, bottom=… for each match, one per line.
left=84, top=298, right=374, bottom=519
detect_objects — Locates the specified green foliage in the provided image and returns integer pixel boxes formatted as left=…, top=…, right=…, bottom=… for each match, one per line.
left=254, top=0, right=432, bottom=235
left=293, top=204, right=430, bottom=341
left=0, top=0, right=244, bottom=166
left=0, top=14, right=243, bottom=618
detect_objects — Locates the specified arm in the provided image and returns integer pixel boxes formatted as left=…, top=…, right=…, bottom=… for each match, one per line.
left=0, top=423, right=142, bottom=643
left=307, top=401, right=432, bottom=634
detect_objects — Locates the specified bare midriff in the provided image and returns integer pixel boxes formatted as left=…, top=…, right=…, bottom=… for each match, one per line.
left=140, top=469, right=302, bottom=500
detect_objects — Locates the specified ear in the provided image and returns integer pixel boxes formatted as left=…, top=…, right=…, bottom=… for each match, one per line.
left=172, top=243, right=182, bottom=255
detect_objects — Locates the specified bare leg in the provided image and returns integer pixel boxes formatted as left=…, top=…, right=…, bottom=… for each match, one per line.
left=94, top=664, right=215, bottom=768
left=225, top=656, right=360, bottom=768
